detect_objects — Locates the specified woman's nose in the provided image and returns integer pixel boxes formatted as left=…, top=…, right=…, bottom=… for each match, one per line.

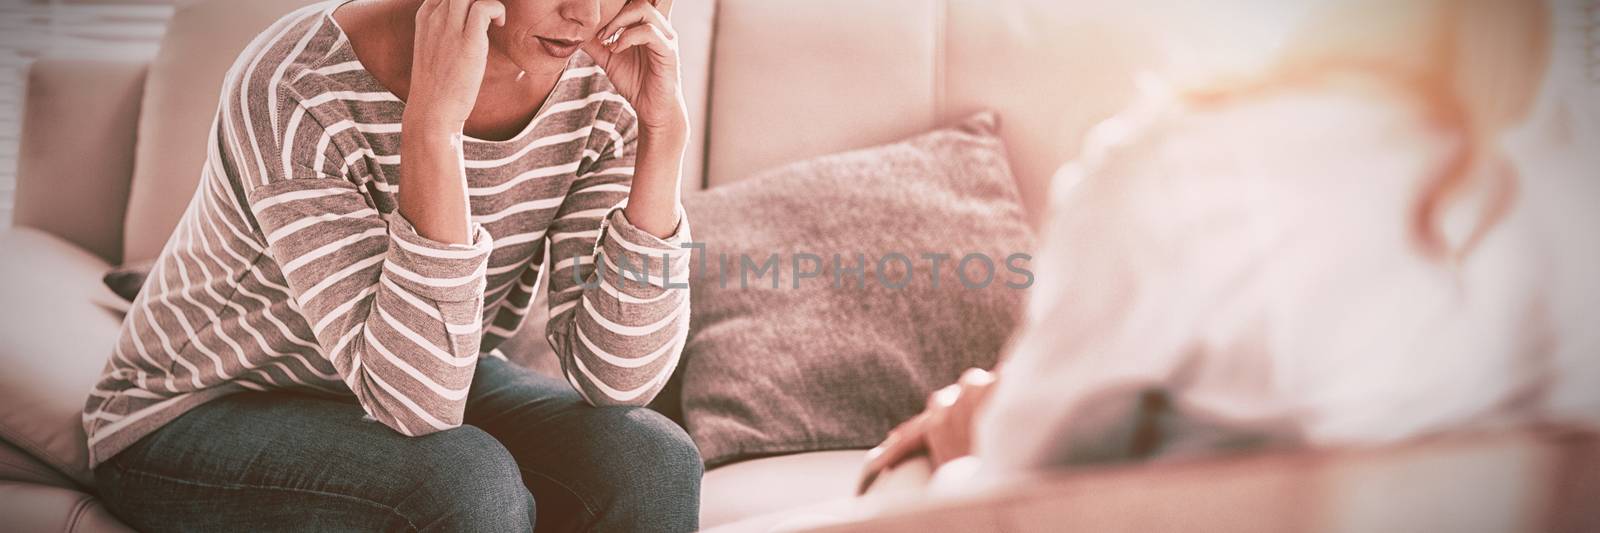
left=560, top=0, right=601, bottom=29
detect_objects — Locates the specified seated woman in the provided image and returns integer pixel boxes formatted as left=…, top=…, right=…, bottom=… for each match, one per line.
left=82, top=0, right=702, bottom=530
left=863, top=0, right=1598, bottom=488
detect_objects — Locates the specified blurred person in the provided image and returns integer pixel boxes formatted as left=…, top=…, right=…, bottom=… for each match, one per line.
left=81, top=0, right=703, bottom=530
left=862, top=0, right=1599, bottom=489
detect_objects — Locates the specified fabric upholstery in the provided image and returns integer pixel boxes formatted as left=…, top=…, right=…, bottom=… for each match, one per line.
left=749, top=430, right=1600, bottom=533
left=700, top=450, right=868, bottom=529
left=0, top=439, right=77, bottom=488
left=0, top=482, right=133, bottom=533
left=122, top=0, right=321, bottom=263
left=15, top=59, right=146, bottom=264
left=667, top=0, right=717, bottom=188
left=706, top=0, right=1167, bottom=228
left=707, top=0, right=939, bottom=195
left=679, top=113, right=1032, bottom=467
left=701, top=457, right=935, bottom=533
left=0, top=230, right=126, bottom=488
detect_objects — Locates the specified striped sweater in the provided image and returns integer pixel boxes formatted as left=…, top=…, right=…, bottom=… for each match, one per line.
left=83, top=0, right=692, bottom=467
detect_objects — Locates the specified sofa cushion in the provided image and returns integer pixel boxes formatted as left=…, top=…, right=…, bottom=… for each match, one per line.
left=707, top=0, right=1171, bottom=229
left=121, top=0, right=321, bottom=264
left=14, top=59, right=146, bottom=264
left=0, top=439, right=78, bottom=488
left=0, top=229, right=128, bottom=487
left=0, top=482, right=133, bottom=533
left=679, top=112, right=1032, bottom=467
left=122, top=0, right=321, bottom=263
left=700, top=450, right=867, bottom=529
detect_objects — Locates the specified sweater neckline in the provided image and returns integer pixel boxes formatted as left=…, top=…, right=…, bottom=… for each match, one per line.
left=319, top=0, right=578, bottom=148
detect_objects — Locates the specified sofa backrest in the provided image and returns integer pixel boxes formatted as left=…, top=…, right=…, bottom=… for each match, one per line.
left=122, top=0, right=317, bottom=263
left=705, top=0, right=1175, bottom=228
left=120, top=0, right=717, bottom=263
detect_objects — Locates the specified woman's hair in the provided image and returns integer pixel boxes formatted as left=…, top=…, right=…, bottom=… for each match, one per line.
left=1186, top=0, right=1552, bottom=264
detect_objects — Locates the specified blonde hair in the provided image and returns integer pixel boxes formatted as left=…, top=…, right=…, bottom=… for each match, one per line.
left=1187, top=0, right=1552, bottom=263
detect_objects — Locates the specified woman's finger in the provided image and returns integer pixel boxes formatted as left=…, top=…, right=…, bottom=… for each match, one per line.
left=959, top=367, right=995, bottom=388
left=650, top=0, right=674, bottom=18
left=927, top=383, right=960, bottom=411
left=868, top=421, right=924, bottom=470
left=858, top=413, right=929, bottom=494
left=597, top=0, right=646, bottom=43
left=859, top=433, right=924, bottom=494
left=921, top=369, right=996, bottom=466
left=415, top=0, right=443, bottom=30
left=444, top=0, right=476, bottom=28
left=606, top=22, right=675, bottom=58
left=464, top=0, right=505, bottom=33
left=599, top=0, right=675, bottom=46
left=417, top=0, right=441, bottom=18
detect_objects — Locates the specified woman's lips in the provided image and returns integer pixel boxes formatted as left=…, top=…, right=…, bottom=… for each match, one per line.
left=537, top=37, right=583, bottom=57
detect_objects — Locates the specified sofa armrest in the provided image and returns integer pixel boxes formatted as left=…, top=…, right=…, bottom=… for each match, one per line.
left=14, top=58, right=147, bottom=265
left=0, top=228, right=124, bottom=489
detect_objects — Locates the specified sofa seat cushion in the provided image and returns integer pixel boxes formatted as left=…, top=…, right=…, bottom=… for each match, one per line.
left=0, top=438, right=78, bottom=488
left=0, top=229, right=127, bottom=487
left=0, top=482, right=132, bottom=533
left=701, top=450, right=868, bottom=528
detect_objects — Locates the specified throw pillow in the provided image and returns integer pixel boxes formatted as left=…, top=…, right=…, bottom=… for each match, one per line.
left=679, top=111, right=1034, bottom=466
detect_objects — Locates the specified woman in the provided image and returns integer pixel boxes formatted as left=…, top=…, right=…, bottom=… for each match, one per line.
left=862, top=0, right=1598, bottom=488
left=83, top=0, right=701, bottom=530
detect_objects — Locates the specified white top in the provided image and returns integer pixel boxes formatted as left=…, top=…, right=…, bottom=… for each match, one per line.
left=974, top=73, right=1600, bottom=474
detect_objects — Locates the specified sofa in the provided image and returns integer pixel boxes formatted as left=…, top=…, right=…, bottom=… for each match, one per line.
left=0, top=0, right=1136, bottom=528
left=2, top=0, right=1597, bottom=531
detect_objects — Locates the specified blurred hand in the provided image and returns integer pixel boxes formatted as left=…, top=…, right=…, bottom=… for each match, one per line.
left=857, top=368, right=999, bottom=495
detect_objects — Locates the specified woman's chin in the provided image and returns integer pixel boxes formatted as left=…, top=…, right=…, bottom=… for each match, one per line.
left=500, top=47, right=573, bottom=75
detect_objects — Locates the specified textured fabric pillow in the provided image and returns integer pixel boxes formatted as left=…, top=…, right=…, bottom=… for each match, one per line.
left=679, top=112, right=1034, bottom=466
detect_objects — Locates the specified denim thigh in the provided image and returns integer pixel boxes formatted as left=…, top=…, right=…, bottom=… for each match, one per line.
left=465, top=357, right=704, bottom=533
left=94, top=390, right=534, bottom=533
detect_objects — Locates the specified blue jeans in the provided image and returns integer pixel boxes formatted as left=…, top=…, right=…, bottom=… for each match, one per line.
left=93, top=357, right=702, bottom=532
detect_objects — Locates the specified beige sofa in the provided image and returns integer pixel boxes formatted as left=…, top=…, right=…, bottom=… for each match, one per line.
left=0, top=0, right=1157, bottom=529
left=4, top=0, right=1596, bottom=531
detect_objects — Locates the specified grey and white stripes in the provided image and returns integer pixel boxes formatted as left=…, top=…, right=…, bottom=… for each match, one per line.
left=83, top=0, right=691, bottom=467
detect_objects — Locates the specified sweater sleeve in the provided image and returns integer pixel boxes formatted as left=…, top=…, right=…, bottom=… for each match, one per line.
left=242, top=90, right=492, bottom=437
left=543, top=105, right=692, bottom=407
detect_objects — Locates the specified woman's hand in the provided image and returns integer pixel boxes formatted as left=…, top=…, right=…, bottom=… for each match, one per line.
left=583, top=0, right=688, bottom=136
left=397, top=0, right=505, bottom=244
left=857, top=368, right=999, bottom=495
left=403, top=0, right=506, bottom=131
left=581, top=0, right=687, bottom=238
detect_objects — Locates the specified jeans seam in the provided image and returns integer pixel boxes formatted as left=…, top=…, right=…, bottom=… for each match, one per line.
left=516, top=465, right=598, bottom=525
left=112, top=465, right=420, bottom=531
